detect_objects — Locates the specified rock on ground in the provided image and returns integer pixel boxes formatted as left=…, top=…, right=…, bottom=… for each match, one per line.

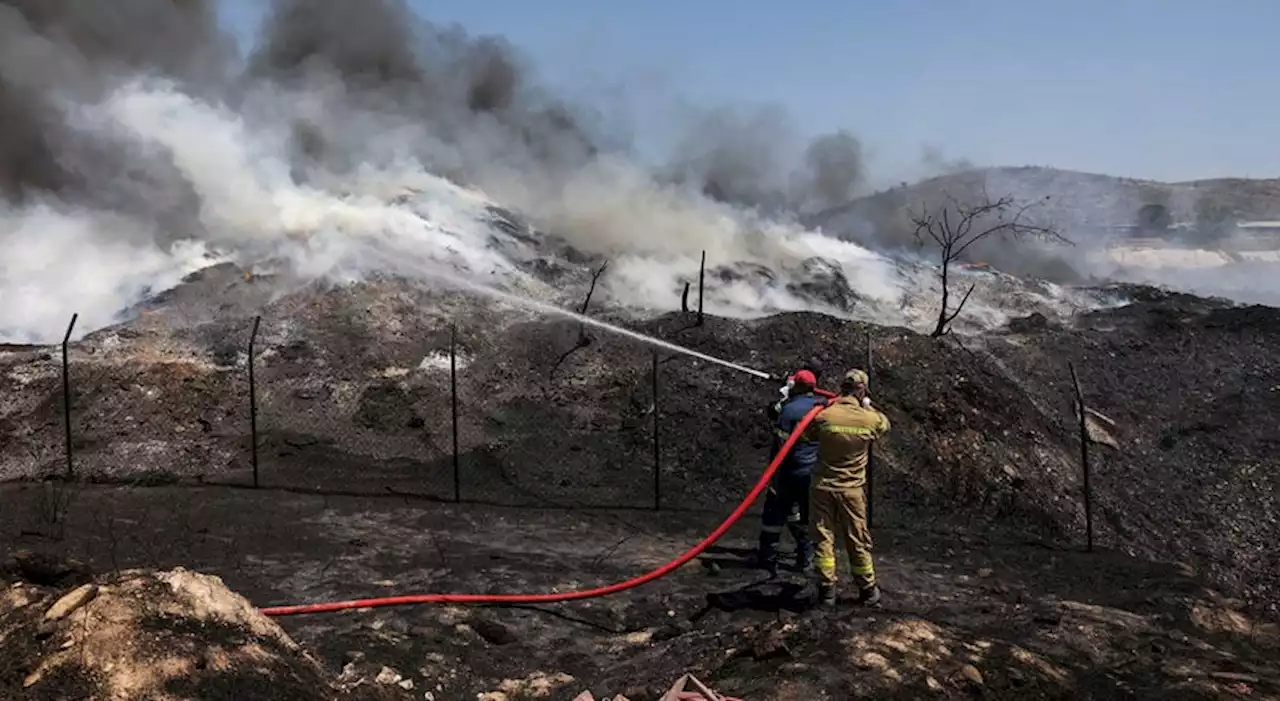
left=0, top=564, right=413, bottom=701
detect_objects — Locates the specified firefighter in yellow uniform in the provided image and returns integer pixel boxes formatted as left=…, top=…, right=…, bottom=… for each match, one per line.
left=803, top=369, right=889, bottom=607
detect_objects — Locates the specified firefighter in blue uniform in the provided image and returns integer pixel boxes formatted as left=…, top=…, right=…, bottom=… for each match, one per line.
left=756, top=368, right=824, bottom=576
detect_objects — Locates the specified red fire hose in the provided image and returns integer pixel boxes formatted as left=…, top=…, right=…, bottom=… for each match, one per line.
left=259, top=398, right=829, bottom=617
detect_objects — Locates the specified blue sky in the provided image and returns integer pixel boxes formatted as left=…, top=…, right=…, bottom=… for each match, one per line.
left=217, top=0, right=1279, bottom=185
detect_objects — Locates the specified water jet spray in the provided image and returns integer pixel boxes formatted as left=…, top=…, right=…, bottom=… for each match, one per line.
left=436, top=271, right=776, bottom=381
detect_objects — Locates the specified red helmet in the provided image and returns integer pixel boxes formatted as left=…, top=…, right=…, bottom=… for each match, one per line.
left=790, top=369, right=817, bottom=387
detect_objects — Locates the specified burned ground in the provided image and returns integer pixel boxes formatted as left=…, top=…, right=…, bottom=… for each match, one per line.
left=4, top=275, right=1277, bottom=601
left=2, top=485, right=1278, bottom=700
left=1, top=270, right=1278, bottom=698
left=975, top=287, right=1280, bottom=609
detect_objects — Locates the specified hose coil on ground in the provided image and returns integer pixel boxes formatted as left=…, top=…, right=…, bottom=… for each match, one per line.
left=259, top=398, right=830, bottom=616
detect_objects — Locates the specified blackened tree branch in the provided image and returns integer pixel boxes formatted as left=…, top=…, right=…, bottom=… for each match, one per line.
left=911, top=192, right=1069, bottom=337
left=941, top=282, right=977, bottom=333
left=578, top=261, right=610, bottom=342
left=551, top=261, right=609, bottom=378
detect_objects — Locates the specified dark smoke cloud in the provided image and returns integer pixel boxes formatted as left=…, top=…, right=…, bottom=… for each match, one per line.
left=248, top=0, right=425, bottom=88
left=460, top=36, right=520, bottom=114
left=0, top=0, right=232, bottom=84
left=0, top=79, right=64, bottom=199
left=0, top=0, right=877, bottom=240
left=247, top=0, right=602, bottom=183
left=793, top=129, right=865, bottom=214
left=661, top=106, right=867, bottom=218
left=661, top=105, right=797, bottom=214
left=0, top=0, right=233, bottom=208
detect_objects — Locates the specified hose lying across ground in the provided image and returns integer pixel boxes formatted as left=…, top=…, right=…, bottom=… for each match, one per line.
left=259, top=395, right=832, bottom=617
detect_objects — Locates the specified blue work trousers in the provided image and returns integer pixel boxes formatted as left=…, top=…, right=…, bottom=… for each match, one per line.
left=757, top=471, right=814, bottom=570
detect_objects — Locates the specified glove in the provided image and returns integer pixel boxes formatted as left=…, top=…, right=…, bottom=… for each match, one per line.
left=861, top=396, right=873, bottom=408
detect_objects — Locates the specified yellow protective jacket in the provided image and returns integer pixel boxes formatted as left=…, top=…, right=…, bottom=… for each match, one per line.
left=803, top=396, right=890, bottom=492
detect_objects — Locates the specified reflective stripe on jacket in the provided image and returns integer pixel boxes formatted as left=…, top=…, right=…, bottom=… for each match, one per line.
left=803, top=396, right=890, bottom=490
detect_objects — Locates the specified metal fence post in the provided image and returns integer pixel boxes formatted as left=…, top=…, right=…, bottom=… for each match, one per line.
left=696, top=251, right=706, bottom=326
left=248, top=316, right=261, bottom=489
left=61, top=313, right=78, bottom=479
left=865, top=329, right=875, bottom=528
left=451, top=323, right=461, bottom=503
left=1069, top=362, right=1093, bottom=553
left=652, top=349, right=661, bottom=511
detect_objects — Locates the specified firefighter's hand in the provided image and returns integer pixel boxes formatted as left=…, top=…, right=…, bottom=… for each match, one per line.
left=861, top=396, right=873, bottom=408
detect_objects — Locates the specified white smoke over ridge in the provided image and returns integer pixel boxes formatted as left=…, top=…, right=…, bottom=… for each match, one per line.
left=2, top=1, right=1270, bottom=349
left=0, top=74, right=1113, bottom=345
left=0, top=201, right=218, bottom=343
left=0, top=0, right=1120, bottom=346
left=0, top=76, right=926, bottom=343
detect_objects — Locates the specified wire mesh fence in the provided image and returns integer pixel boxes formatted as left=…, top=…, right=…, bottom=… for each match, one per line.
left=18, top=310, right=688, bottom=513
left=3, top=305, right=1114, bottom=553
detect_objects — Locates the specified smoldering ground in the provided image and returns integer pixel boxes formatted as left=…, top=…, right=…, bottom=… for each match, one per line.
left=0, top=0, right=1269, bottom=344
left=0, top=0, right=918, bottom=343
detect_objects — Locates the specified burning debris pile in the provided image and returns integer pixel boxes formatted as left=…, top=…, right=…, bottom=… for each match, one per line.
left=0, top=152, right=1120, bottom=347
left=0, top=0, right=1122, bottom=347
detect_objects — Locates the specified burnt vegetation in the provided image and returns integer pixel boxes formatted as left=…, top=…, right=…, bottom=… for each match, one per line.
left=910, top=192, right=1070, bottom=336
left=2, top=1, right=1279, bottom=698
left=4, top=281, right=1280, bottom=698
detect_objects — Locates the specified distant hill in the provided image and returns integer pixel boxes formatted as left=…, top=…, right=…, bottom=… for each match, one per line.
left=805, top=166, right=1280, bottom=281
left=810, top=166, right=1280, bottom=239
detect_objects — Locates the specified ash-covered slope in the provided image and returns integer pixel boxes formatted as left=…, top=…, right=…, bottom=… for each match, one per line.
left=976, top=288, right=1280, bottom=609
left=2, top=274, right=1277, bottom=611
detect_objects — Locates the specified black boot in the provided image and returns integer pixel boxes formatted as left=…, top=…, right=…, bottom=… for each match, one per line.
left=793, top=540, right=815, bottom=575
left=855, top=584, right=882, bottom=608
left=817, top=583, right=837, bottom=606
left=756, top=534, right=782, bottom=578
left=761, top=557, right=779, bottom=578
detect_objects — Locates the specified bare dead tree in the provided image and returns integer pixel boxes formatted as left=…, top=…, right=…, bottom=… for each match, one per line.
left=577, top=261, right=610, bottom=343
left=550, top=261, right=609, bottom=378
left=910, top=192, right=1068, bottom=337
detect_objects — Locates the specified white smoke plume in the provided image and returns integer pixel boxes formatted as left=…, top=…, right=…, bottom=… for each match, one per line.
left=0, top=0, right=908, bottom=344
left=0, top=0, right=1192, bottom=345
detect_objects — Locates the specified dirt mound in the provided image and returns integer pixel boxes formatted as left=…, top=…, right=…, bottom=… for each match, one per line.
left=979, top=288, right=1280, bottom=609
left=0, top=557, right=408, bottom=701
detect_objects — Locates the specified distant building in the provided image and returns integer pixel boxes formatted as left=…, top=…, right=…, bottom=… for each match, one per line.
left=1236, top=220, right=1280, bottom=237
left=1104, top=217, right=1280, bottom=267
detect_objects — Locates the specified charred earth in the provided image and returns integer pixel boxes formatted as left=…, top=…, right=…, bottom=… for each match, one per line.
left=1, top=263, right=1278, bottom=699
